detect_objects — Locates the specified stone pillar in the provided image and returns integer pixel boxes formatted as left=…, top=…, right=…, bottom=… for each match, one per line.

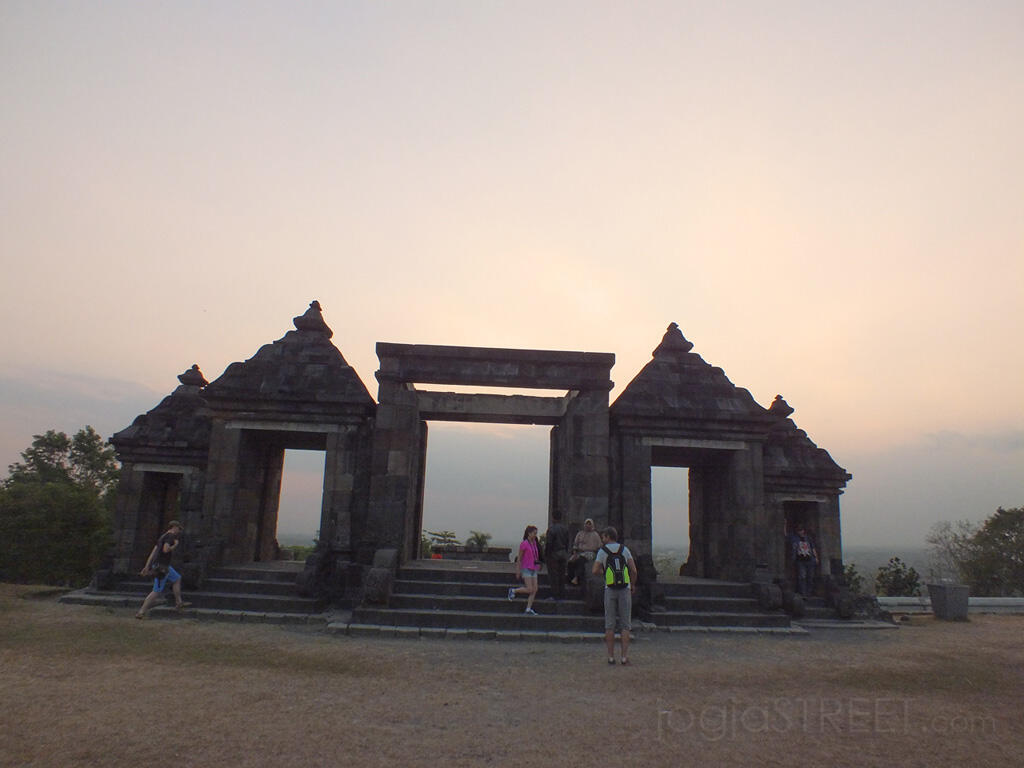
left=614, top=435, right=652, bottom=560
left=762, top=495, right=787, bottom=579
left=816, top=496, right=842, bottom=575
left=717, top=446, right=763, bottom=582
left=110, top=464, right=146, bottom=574
left=366, top=382, right=423, bottom=561
left=203, top=420, right=243, bottom=563
left=323, top=427, right=355, bottom=554
left=561, top=389, right=610, bottom=530
left=255, top=447, right=284, bottom=562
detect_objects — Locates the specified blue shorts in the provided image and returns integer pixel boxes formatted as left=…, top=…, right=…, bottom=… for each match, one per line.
left=520, top=568, right=538, bottom=579
left=153, top=566, right=181, bottom=592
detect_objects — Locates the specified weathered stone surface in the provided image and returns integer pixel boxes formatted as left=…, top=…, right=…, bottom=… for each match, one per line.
left=362, top=566, right=394, bottom=606
left=111, top=365, right=212, bottom=464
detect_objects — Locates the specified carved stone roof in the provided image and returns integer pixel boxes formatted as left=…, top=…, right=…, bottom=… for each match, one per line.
left=202, top=301, right=375, bottom=421
left=763, top=399, right=851, bottom=493
left=610, top=324, right=772, bottom=438
left=111, top=365, right=212, bottom=465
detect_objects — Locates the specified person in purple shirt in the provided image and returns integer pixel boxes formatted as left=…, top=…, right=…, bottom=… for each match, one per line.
left=508, top=524, right=541, bottom=615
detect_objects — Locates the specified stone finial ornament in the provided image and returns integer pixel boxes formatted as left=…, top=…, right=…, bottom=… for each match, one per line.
left=652, top=322, right=694, bottom=358
left=293, top=300, right=334, bottom=338
left=177, top=364, right=208, bottom=387
left=769, top=394, right=794, bottom=418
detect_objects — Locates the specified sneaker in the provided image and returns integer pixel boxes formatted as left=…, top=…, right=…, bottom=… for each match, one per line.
left=524, top=608, right=538, bottom=615
left=620, top=658, right=631, bottom=666
left=608, top=657, right=616, bottom=665
left=508, top=588, right=516, bottom=601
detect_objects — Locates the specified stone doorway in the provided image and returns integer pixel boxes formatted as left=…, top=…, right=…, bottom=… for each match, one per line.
left=419, top=422, right=549, bottom=556
left=217, top=427, right=330, bottom=564
left=651, top=466, right=689, bottom=573
left=367, top=342, right=616, bottom=564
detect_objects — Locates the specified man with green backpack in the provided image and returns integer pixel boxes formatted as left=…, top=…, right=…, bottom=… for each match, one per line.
left=592, top=526, right=638, bottom=666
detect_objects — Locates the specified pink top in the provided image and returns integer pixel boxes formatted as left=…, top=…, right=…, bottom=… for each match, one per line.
left=518, top=539, right=539, bottom=571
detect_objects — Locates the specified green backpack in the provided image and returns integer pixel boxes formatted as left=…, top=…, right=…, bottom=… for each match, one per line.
left=601, top=544, right=630, bottom=589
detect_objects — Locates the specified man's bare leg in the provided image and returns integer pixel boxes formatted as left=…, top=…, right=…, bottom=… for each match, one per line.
left=605, top=629, right=616, bottom=662
left=136, top=590, right=161, bottom=618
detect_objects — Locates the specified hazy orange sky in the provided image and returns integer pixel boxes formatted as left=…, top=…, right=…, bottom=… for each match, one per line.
left=2, top=2, right=1021, bottom=549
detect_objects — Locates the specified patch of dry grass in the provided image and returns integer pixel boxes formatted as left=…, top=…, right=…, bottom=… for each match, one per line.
left=1, top=584, right=1022, bottom=767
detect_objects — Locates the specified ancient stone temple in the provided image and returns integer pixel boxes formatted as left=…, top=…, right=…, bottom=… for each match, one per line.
left=104, top=303, right=850, bottom=602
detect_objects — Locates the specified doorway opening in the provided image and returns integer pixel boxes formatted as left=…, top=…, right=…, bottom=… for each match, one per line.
left=651, top=466, right=690, bottom=579
left=278, top=449, right=326, bottom=550
left=421, top=422, right=549, bottom=554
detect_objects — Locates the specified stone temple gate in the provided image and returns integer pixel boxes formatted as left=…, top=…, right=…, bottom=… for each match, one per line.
left=102, top=302, right=850, bottom=603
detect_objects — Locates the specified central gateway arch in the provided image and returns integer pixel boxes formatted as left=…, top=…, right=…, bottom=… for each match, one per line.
left=365, top=342, right=616, bottom=562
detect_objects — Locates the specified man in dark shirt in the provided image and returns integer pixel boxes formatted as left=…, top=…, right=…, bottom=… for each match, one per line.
left=544, top=520, right=570, bottom=600
left=135, top=520, right=190, bottom=618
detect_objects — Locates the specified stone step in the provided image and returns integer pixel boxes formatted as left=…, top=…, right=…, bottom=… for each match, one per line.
left=649, top=610, right=791, bottom=628
left=660, top=582, right=755, bottom=599
left=391, top=593, right=590, bottom=615
left=109, top=576, right=301, bottom=598
left=60, top=591, right=326, bottom=625
left=393, top=579, right=573, bottom=599
left=352, top=606, right=608, bottom=633
left=210, top=566, right=303, bottom=583
left=660, top=596, right=765, bottom=612
left=353, top=605, right=789, bottom=632
left=62, top=588, right=323, bottom=614
left=201, top=578, right=300, bottom=597
left=396, top=567, right=524, bottom=584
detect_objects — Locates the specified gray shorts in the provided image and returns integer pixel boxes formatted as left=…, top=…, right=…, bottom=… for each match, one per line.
left=603, top=587, right=632, bottom=632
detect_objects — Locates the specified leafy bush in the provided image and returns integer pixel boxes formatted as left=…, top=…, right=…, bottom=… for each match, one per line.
left=843, top=563, right=865, bottom=596
left=0, top=482, right=110, bottom=585
left=875, top=557, right=922, bottom=596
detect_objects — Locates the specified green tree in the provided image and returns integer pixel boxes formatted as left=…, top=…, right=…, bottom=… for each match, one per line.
left=925, top=519, right=977, bottom=583
left=425, top=530, right=461, bottom=548
left=959, top=507, right=1024, bottom=596
left=875, top=557, right=922, bottom=596
left=465, top=530, right=492, bottom=552
left=927, top=508, right=1024, bottom=596
left=5, top=426, right=119, bottom=503
left=0, top=427, right=120, bottom=586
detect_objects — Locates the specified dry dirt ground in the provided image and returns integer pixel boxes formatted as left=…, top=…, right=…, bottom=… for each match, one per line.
left=1, top=584, right=1022, bottom=768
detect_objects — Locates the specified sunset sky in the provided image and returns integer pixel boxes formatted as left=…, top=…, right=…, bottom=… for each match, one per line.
left=2, top=2, right=1021, bottom=549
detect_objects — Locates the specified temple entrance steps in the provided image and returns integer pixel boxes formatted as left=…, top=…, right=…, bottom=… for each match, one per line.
left=347, top=560, right=791, bottom=634
left=59, top=561, right=326, bottom=624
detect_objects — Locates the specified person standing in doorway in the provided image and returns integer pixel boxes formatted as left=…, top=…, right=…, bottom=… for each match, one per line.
left=791, top=525, right=819, bottom=596
left=593, top=526, right=638, bottom=665
left=509, top=525, right=541, bottom=615
left=136, top=520, right=190, bottom=619
left=544, top=519, right=570, bottom=600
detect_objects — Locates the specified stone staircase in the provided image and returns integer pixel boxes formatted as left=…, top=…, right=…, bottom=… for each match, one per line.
left=345, top=561, right=793, bottom=637
left=60, top=562, right=326, bottom=624
left=61, top=559, right=797, bottom=636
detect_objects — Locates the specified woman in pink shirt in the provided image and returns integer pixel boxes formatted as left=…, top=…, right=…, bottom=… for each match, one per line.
left=508, top=525, right=541, bottom=615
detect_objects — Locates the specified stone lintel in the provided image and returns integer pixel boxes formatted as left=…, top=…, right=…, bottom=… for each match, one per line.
left=772, top=493, right=829, bottom=504
left=641, top=437, right=746, bottom=451
left=224, top=420, right=346, bottom=434
left=131, top=463, right=195, bottom=475
left=376, top=342, right=615, bottom=390
left=416, top=391, right=567, bottom=425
